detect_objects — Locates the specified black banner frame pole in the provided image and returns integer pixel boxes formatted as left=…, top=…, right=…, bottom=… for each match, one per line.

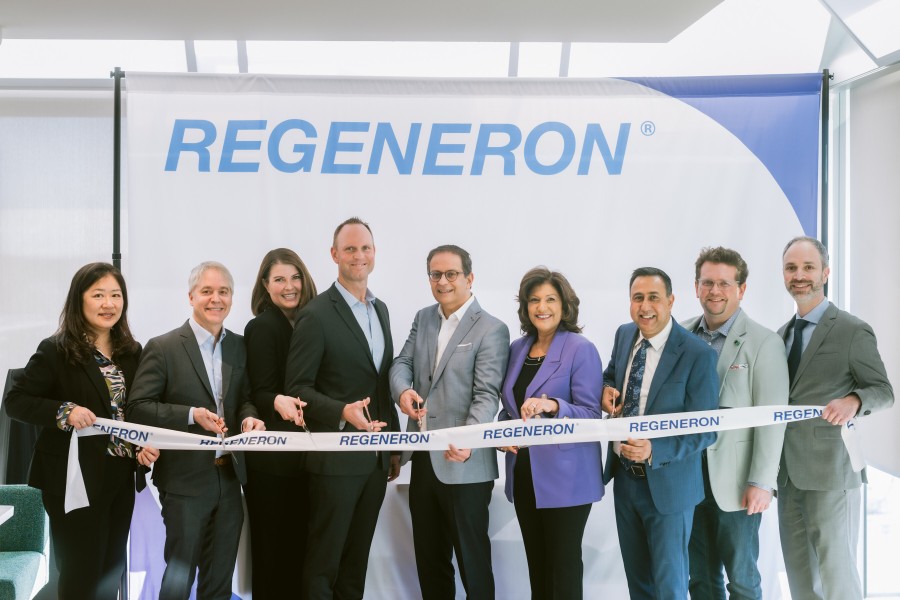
left=821, top=69, right=831, bottom=245
left=110, top=67, right=125, bottom=270
left=111, top=66, right=128, bottom=600
left=821, top=68, right=831, bottom=295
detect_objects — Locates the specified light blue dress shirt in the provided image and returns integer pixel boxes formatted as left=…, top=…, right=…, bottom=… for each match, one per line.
left=335, top=280, right=385, bottom=372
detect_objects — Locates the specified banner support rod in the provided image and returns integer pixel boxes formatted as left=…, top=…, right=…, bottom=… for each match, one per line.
left=110, top=67, right=124, bottom=269
left=821, top=68, right=831, bottom=297
left=821, top=69, right=831, bottom=247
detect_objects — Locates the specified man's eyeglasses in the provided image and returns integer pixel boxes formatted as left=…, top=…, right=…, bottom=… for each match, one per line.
left=698, top=279, right=738, bottom=290
left=428, top=270, right=462, bottom=282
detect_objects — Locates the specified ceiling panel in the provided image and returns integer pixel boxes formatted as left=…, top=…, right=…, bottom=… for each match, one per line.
left=0, top=0, right=722, bottom=43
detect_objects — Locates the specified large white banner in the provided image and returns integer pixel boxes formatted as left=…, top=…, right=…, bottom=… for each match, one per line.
left=124, top=73, right=820, bottom=349
left=124, top=73, right=821, bottom=600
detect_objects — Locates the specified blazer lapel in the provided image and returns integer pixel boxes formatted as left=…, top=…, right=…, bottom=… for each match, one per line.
left=525, top=330, right=566, bottom=398
left=432, top=300, right=481, bottom=385
left=504, top=339, right=531, bottom=418
left=615, top=327, right=640, bottom=391
left=424, top=307, right=440, bottom=385
left=329, top=285, right=377, bottom=371
left=180, top=322, right=215, bottom=402
left=646, top=323, right=683, bottom=412
left=80, top=360, right=114, bottom=417
left=373, top=297, right=392, bottom=373
left=717, top=312, right=747, bottom=393
left=791, top=302, right=837, bottom=391
left=220, top=331, right=234, bottom=405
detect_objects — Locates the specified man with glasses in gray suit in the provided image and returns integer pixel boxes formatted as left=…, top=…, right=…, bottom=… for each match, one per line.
left=390, top=244, right=509, bottom=600
left=778, top=236, right=893, bottom=600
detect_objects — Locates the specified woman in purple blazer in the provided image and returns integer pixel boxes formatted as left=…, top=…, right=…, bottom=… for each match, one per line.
left=499, top=267, right=605, bottom=599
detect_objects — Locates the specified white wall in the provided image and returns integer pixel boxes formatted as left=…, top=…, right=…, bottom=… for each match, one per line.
left=0, top=89, right=115, bottom=384
left=841, top=67, right=900, bottom=477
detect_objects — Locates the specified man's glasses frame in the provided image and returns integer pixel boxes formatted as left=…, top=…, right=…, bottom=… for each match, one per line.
left=428, top=270, right=462, bottom=282
left=697, top=279, right=739, bottom=291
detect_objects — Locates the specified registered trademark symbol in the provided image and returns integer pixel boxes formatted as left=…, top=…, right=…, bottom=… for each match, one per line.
left=641, top=121, right=656, bottom=136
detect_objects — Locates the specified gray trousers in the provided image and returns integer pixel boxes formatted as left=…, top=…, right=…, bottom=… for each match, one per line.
left=778, top=476, right=862, bottom=600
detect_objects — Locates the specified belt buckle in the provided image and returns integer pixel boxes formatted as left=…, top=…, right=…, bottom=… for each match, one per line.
left=630, top=464, right=646, bottom=478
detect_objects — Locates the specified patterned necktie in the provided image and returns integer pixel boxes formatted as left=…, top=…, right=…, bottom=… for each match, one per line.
left=787, top=318, right=809, bottom=384
left=623, top=339, right=651, bottom=418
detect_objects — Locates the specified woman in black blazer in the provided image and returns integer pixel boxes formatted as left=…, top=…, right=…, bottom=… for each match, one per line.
left=5, top=262, right=158, bottom=599
left=243, top=248, right=317, bottom=599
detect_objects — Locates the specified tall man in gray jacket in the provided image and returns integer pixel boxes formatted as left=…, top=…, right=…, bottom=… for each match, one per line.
left=778, top=236, right=893, bottom=600
left=389, top=244, right=509, bottom=600
left=683, top=247, right=788, bottom=600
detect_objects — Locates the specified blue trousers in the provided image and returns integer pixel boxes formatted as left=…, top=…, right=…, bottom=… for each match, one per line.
left=613, top=462, right=693, bottom=600
left=688, top=463, right=762, bottom=600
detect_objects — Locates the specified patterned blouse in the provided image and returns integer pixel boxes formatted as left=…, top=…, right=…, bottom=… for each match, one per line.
left=94, top=349, right=135, bottom=458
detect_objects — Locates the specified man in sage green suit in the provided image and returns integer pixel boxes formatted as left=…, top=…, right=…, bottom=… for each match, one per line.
left=778, top=236, right=893, bottom=600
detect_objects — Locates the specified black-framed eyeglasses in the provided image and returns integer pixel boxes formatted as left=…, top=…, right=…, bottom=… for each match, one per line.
left=428, top=270, right=462, bottom=282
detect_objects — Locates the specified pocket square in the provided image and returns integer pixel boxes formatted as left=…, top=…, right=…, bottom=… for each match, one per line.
left=457, top=342, right=472, bottom=348
left=729, top=363, right=749, bottom=370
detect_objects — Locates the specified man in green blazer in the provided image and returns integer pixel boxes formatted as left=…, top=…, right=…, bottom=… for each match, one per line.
left=778, top=236, right=893, bottom=600
left=683, top=247, right=788, bottom=600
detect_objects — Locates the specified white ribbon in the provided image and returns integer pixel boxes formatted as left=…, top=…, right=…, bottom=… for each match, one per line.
left=64, top=404, right=831, bottom=512
left=64, top=432, right=90, bottom=513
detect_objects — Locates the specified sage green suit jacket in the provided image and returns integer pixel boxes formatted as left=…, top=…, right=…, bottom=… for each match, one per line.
left=683, top=310, right=788, bottom=511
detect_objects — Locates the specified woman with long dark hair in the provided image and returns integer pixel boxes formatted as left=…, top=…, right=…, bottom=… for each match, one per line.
left=243, top=248, right=317, bottom=599
left=498, top=267, right=605, bottom=599
left=6, top=262, right=158, bottom=599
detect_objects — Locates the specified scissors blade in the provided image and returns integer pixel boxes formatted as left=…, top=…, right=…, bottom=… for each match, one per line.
left=297, top=406, right=316, bottom=448
left=301, top=422, right=315, bottom=448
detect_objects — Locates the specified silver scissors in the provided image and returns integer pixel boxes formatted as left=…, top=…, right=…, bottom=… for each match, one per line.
left=296, top=399, right=315, bottom=448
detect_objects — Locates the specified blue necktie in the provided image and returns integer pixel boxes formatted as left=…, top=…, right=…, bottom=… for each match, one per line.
left=623, top=339, right=651, bottom=418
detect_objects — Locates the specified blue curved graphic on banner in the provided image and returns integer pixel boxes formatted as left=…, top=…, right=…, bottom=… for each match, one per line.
left=620, top=74, right=821, bottom=237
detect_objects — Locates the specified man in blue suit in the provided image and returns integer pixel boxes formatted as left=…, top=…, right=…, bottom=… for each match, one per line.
left=601, top=267, right=719, bottom=599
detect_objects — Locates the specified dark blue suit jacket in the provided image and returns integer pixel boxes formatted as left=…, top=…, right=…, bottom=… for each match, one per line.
left=602, top=319, right=719, bottom=514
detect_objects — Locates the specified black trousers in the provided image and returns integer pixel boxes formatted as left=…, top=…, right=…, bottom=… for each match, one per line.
left=158, top=461, right=244, bottom=600
left=303, top=467, right=388, bottom=600
left=409, top=451, right=495, bottom=600
left=42, top=455, right=135, bottom=600
left=513, top=449, right=592, bottom=600
left=244, top=467, right=310, bottom=600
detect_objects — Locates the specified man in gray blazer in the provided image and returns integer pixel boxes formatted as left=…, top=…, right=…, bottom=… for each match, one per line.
left=389, top=244, right=509, bottom=600
left=127, top=262, right=264, bottom=600
left=778, top=237, right=893, bottom=600
left=682, top=247, right=788, bottom=600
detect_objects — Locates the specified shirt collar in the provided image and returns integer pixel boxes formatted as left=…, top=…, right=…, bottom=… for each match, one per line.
left=797, top=297, right=829, bottom=325
left=189, top=316, right=225, bottom=347
left=440, top=293, right=475, bottom=323
left=638, top=316, right=673, bottom=352
left=335, top=280, right=376, bottom=307
left=699, top=307, right=742, bottom=337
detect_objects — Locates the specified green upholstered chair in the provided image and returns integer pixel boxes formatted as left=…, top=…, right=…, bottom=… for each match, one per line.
left=0, top=485, right=49, bottom=600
